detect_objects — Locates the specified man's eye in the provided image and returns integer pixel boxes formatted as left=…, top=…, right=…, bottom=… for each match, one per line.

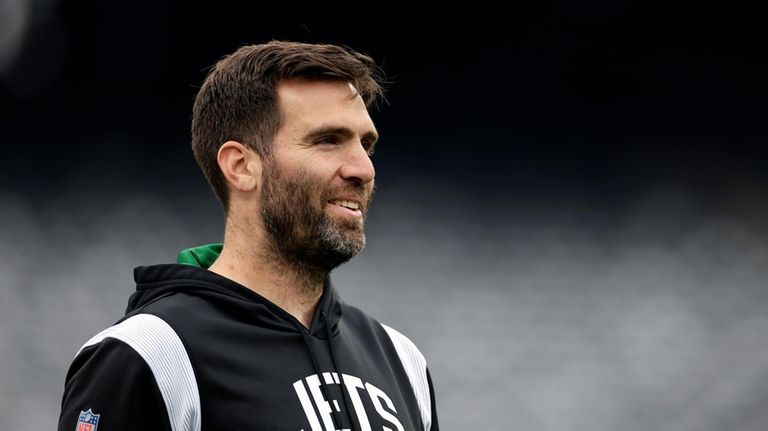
left=315, top=136, right=339, bottom=145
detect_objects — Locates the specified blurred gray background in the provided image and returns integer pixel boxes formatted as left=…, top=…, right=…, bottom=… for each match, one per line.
left=2, top=4, right=768, bottom=430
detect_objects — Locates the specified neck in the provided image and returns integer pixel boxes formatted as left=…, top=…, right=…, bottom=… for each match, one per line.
left=208, top=220, right=328, bottom=328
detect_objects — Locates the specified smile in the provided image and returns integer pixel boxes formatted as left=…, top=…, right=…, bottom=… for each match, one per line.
left=329, top=199, right=360, bottom=211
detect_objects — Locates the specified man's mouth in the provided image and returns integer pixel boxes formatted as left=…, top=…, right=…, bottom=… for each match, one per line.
left=329, top=199, right=360, bottom=211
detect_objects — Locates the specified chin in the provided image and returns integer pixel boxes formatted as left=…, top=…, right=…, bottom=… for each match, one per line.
left=313, top=229, right=366, bottom=270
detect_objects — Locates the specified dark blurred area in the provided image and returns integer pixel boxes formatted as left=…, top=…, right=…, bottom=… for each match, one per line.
left=2, top=3, right=768, bottom=431
left=3, top=4, right=766, bottom=205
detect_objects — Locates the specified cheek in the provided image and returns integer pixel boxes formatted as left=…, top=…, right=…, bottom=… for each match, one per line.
left=269, top=157, right=337, bottom=201
left=290, top=170, right=330, bottom=206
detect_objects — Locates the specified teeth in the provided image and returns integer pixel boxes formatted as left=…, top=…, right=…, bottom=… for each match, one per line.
left=331, top=199, right=360, bottom=210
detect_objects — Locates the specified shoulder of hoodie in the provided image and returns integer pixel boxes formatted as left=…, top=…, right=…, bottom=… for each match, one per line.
left=100, top=291, right=223, bottom=356
left=66, top=293, right=197, bottom=364
left=123, top=290, right=212, bottom=322
left=119, top=291, right=230, bottom=347
left=338, top=301, right=430, bottom=365
left=115, top=291, right=197, bottom=333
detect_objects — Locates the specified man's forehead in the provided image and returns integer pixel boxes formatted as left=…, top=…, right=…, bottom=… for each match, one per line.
left=277, top=79, right=373, bottom=130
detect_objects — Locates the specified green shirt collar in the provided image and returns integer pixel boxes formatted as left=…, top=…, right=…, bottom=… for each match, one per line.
left=177, top=243, right=223, bottom=268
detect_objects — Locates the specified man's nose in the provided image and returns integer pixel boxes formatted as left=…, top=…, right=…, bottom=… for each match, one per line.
left=339, top=142, right=375, bottom=184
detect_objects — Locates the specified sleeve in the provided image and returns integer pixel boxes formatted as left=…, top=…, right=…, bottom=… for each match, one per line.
left=426, top=368, right=439, bottom=431
left=379, top=323, right=437, bottom=431
left=58, top=338, right=172, bottom=431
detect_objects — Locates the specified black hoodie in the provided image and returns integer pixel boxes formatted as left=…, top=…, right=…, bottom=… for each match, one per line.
left=58, top=245, right=438, bottom=431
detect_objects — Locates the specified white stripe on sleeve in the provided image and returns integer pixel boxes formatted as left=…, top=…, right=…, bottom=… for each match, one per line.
left=77, top=313, right=201, bottom=431
left=380, top=323, right=431, bottom=431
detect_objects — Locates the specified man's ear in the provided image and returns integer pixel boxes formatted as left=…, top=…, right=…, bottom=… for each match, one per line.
left=217, top=141, right=262, bottom=192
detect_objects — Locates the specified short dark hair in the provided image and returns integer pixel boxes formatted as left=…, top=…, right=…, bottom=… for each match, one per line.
left=191, top=40, right=385, bottom=211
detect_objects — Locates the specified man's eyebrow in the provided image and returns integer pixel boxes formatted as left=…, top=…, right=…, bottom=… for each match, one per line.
left=303, top=125, right=379, bottom=146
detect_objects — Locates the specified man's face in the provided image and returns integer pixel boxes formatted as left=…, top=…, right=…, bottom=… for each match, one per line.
left=259, top=79, right=378, bottom=270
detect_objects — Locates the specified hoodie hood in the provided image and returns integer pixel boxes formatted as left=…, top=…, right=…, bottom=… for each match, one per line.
left=127, top=244, right=343, bottom=338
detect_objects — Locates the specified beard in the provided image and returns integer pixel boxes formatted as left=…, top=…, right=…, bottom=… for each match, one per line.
left=259, top=162, right=372, bottom=272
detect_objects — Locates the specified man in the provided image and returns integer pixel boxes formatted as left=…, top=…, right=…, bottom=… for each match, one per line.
left=58, top=41, right=438, bottom=431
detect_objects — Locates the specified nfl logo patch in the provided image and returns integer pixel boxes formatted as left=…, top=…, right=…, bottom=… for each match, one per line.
left=76, top=409, right=100, bottom=431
